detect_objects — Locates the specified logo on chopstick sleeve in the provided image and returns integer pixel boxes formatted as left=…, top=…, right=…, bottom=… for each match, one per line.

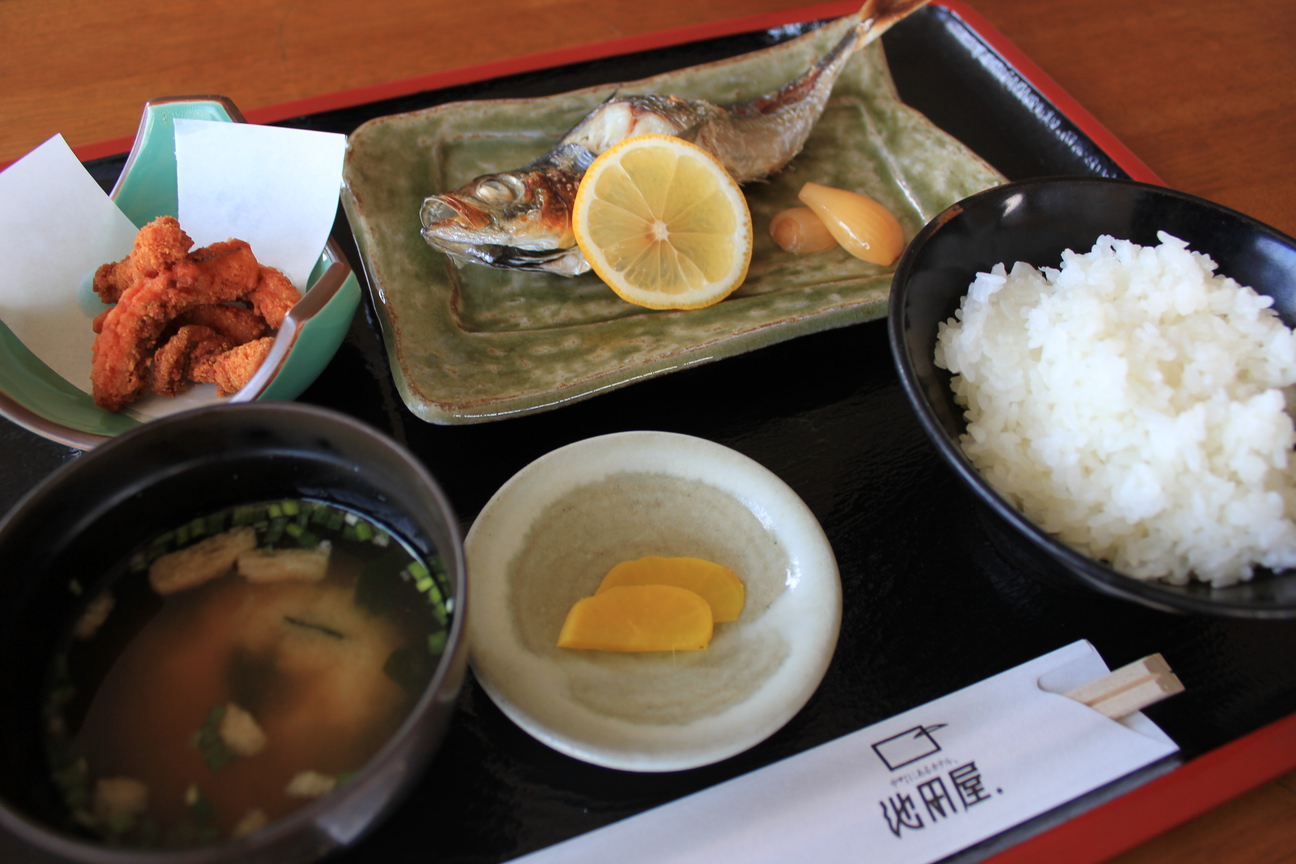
left=872, top=725, right=947, bottom=770
left=872, top=724, right=1001, bottom=838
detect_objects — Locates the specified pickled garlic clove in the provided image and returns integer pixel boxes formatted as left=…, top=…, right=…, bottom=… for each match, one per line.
left=797, top=181, right=905, bottom=266
left=769, top=207, right=839, bottom=254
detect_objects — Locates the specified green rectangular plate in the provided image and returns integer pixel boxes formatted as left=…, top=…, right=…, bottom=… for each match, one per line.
left=341, top=15, right=1003, bottom=424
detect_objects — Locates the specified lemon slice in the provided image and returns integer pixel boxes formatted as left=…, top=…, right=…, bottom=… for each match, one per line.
left=572, top=134, right=753, bottom=310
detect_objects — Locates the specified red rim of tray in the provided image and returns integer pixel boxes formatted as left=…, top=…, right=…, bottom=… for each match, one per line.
left=51, top=1, right=1162, bottom=185
left=42, top=2, right=1290, bottom=860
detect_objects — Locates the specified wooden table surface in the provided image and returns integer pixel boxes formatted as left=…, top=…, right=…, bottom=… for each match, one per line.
left=2, top=0, right=1295, bottom=862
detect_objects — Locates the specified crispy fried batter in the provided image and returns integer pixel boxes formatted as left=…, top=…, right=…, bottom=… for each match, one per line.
left=247, top=266, right=301, bottom=329
left=190, top=337, right=276, bottom=397
left=91, top=241, right=261, bottom=410
left=150, top=325, right=235, bottom=398
left=90, top=224, right=292, bottom=411
left=171, top=304, right=268, bottom=344
left=171, top=240, right=262, bottom=300
left=92, top=274, right=183, bottom=411
left=93, top=216, right=194, bottom=304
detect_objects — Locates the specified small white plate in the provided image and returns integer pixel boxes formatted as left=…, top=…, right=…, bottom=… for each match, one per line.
left=464, top=430, right=841, bottom=772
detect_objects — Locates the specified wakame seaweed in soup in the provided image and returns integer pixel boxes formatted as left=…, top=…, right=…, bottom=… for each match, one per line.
left=43, top=498, right=452, bottom=848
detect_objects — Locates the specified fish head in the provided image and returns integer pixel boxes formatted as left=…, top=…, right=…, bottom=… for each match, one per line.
left=419, top=147, right=593, bottom=275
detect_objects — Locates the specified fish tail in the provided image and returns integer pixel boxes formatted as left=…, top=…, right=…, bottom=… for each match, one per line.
left=856, top=0, right=931, bottom=43
left=701, top=0, right=929, bottom=181
left=800, top=0, right=931, bottom=86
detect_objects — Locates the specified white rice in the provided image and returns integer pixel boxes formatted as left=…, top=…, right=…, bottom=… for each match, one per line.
left=935, top=232, right=1296, bottom=586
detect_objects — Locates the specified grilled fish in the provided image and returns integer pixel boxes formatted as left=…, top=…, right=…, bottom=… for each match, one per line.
left=419, top=0, right=929, bottom=276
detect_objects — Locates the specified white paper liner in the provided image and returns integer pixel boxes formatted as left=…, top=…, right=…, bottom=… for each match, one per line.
left=0, top=121, right=347, bottom=421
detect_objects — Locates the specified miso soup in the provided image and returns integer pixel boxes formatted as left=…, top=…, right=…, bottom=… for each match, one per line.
left=43, top=498, right=453, bottom=848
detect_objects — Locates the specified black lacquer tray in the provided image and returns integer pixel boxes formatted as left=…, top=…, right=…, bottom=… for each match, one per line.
left=5, top=3, right=1294, bottom=862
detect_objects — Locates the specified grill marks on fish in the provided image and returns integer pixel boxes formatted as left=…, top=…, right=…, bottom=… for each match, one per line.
left=419, top=0, right=929, bottom=277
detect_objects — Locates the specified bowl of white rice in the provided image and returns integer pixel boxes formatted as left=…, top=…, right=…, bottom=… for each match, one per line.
left=888, top=176, right=1296, bottom=617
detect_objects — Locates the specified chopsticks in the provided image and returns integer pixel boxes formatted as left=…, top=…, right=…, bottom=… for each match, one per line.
left=1064, top=653, right=1184, bottom=720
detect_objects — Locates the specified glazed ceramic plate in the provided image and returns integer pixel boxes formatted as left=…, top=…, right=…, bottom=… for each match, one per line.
left=342, top=15, right=1004, bottom=424
left=0, top=97, right=362, bottom=450
left=463, top=431, right=841, bottom=771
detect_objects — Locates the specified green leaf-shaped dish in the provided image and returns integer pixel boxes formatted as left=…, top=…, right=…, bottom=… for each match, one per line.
left=342, top=16, right=1003, bottom=424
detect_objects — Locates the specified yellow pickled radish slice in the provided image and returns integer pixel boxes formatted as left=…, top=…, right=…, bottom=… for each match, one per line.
left=769, top=207, right=838, bottom=254
left=596, top=556, right=745, bottom=623
left=797, top=181, right=905, bottom=266
left=572, top=134, right=753, bottom=310
left=557, top=585, right=714, bottom=652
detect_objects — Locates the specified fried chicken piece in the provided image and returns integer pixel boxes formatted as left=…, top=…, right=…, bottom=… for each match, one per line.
left=93, top=216, right=194, bottom=304
left=190, top=337, right=276, bottom=397
left=173, top=240, right=263, bottom=298
left=247, top=266, right=301, bottom=329
left=149, top=325, right=235, bottom=398
left=170, top=303, right=267, bottom=344
left=90, top=243, right=262, bottom=411
left=92, top=274, right=181, bottom=410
